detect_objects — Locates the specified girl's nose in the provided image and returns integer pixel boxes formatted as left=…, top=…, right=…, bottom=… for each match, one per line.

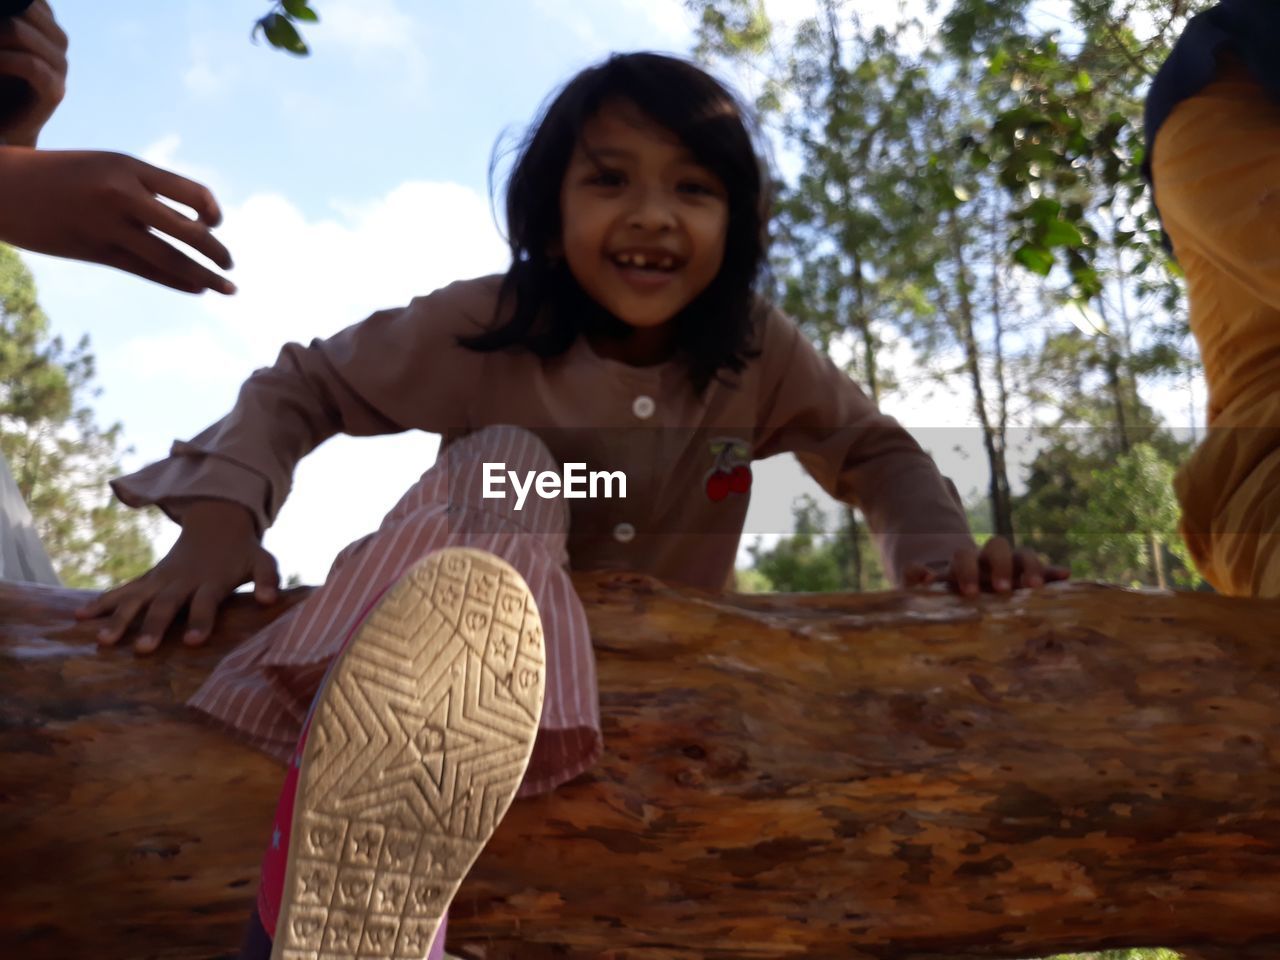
left=626, top=188, right=677, bottom=232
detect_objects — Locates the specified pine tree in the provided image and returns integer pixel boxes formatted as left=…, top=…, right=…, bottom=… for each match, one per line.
left=0, top=244, right=154, bottom=588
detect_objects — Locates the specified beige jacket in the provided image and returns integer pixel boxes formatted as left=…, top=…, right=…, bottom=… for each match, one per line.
left=113, top=275, right=975, bottom=590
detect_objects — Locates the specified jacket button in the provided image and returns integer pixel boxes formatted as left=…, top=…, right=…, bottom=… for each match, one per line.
left=632, top=395, right=656, bottom=419
left=613, top=522, right=636, bottom=543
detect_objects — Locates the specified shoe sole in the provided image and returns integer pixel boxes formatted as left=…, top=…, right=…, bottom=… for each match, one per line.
left=271, top=547, right=546, bottom=960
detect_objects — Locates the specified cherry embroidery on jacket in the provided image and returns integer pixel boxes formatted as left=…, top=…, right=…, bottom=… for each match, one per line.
left=705, top=438, right=751, bottom=502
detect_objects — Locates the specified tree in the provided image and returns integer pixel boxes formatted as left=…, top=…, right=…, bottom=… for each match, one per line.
left=9, top=573, right=1277, bottom=959
left=940, top=0, right=1211, bottom=304
left=1078, top=441, right=1198, bottom=588
left=1013, top=327, right=1202, bottom=589
left=893, top=63, right=1027, bottom=543
left=746, top=495, right=889, bottom=593
left=695, top=2, right=1031, bottom=545
left=770, top=6, right=935, bottom=584
left=0, top=245, right=154, bottom=588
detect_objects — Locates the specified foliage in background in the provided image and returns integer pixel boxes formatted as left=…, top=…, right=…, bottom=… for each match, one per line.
left=746, top=496, right=889, bottom=592
left=1013, top=325, right=1202, bottom=589
left=0, top=246, right=155, bottom=588
left=941, top=0, right=1211, bottom=306
left=692, top=0, right=1203, bottom=593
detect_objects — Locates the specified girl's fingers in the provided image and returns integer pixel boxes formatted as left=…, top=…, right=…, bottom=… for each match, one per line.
left=137, top=161, right=223, bottom=227
left=116, top=225, right=233, bottom=294
left=101, top=243, right=207, bottom=294
left=135, top=588, right=189, bottom=654
left=253, top=549, right=280, bottom=604
left=98, top=591, right=148, bottom=646
left=1044, top=564, right=1071, bottom=583
left=1013, top=548, right=1045, bottom=588
left=950, top=547, right=980, bottom=597
left=980, top=537, right=1014, bottom=593
left=143, top=195, right=233, bottom=271
left=184, top=584, right=222, bottom=646
left=77, top=583, right=128, bottom=620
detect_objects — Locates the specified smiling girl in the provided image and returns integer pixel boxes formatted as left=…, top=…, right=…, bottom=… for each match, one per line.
left=79, top=52, right=1064, bottom=960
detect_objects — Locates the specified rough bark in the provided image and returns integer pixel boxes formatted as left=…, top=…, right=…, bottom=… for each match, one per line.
left=3, top=575, right=1280, bottom=960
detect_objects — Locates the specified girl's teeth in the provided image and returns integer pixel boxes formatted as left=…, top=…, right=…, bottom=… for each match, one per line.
left=615, top=253, right=677, bottom=271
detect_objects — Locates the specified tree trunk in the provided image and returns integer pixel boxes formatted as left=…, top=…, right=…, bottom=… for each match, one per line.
left=844, top=504, right=865, bottom=592
left=943, top=203, right=1014, bottom=543
left=3, top=575, right=1280, bottom=959
left=1150, top=533, right=1170, bottom=591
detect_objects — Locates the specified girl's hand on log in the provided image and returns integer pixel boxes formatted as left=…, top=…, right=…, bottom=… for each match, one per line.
left=903, top=537, right=1069, bottom=597
left=74, top=500, right=279, bottom=654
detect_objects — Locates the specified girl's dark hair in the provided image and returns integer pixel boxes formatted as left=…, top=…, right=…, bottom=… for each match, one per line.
left=460, top=52, right=772, bottom=394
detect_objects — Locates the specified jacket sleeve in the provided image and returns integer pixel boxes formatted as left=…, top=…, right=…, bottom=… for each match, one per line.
left=752, top=305, right=976, bottom=585
left=111, top=276, right=497, bottom=533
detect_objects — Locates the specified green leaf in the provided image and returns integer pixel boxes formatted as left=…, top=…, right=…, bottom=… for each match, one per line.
left=1014, top=244, right=1055, bottom=276
left=988, top=47, right=1010, bottom=76
left=262, top=12, right=309, bottom=55
left=1022, top=197, right=1063, bottom=222
left=1074, top=69, right=1093, bottom=93
left=283, top=0, right=320, bottom=23
left=1042, top=218, right=1086, bottom=248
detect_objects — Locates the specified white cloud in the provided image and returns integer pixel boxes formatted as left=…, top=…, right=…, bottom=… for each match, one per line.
left=196, top=181, right=508, bottom=360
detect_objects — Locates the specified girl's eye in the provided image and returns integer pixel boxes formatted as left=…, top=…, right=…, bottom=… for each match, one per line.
left=679, top=180, right=718, bottom=197
left=585, top=169, right=625, bottom=187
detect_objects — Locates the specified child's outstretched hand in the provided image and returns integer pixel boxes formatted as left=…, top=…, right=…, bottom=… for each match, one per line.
left=903, top=537, right=1069, bottom=597
left=75, top=500, right=280, bottom=654
left=0, top=148, right=235, bottom=294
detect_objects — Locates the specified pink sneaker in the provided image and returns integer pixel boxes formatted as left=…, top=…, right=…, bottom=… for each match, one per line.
left=270, top=547, right=546, bottom=960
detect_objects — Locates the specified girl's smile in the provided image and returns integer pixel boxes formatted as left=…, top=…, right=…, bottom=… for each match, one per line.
left=559, top=99, right=729, bottom=347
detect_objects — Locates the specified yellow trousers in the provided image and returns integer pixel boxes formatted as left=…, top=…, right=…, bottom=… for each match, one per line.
left=1152, top=60, right=1280, bottom=598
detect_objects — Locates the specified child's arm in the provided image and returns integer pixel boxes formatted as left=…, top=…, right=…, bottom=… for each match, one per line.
left=753, top=307, right=1063, bottom=593
left=77, top=278, right=495, bottom=651
left=0, top=148, right=234, bottom=294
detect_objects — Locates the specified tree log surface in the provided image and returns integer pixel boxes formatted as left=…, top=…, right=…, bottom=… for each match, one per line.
left=2, top=575, right=1279, bottom=960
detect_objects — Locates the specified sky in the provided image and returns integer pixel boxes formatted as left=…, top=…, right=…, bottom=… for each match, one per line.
left=21, top=0, right=1202, bottom=584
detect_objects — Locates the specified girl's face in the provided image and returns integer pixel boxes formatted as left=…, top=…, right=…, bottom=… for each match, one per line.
left=559, top=99, right=729, bottom=332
